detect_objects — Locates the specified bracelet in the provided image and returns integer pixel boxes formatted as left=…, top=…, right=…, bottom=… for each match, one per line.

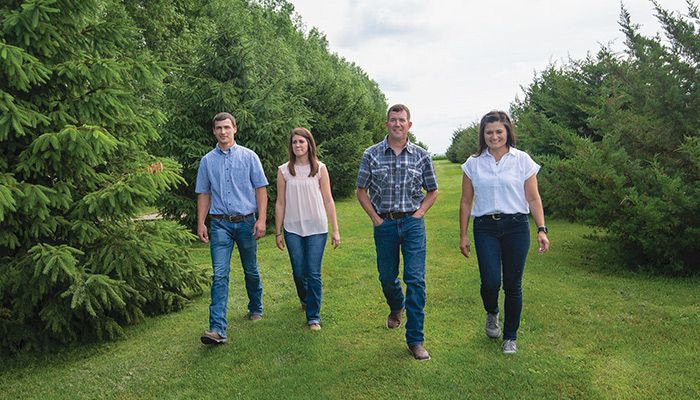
left=275, top=233, right=282, bottom=237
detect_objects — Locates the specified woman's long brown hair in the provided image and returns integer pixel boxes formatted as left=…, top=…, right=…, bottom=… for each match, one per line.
left=288, top=127, right=319, bottom=177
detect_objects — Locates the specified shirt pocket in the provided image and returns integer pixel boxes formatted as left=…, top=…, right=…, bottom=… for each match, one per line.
left=231, top=164, right=250, bottom=186
left=406, top=167, right=423, bottom=189
left=373, top=166, right=389, bottom=184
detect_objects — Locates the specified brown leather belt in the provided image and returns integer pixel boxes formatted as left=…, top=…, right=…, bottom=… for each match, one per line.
left=378, top=210, right=416, bottom=220
left=210, top=213, right=254, bottom=222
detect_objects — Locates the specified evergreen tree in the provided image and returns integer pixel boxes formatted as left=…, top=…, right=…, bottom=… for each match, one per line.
left=445, top=123, right=479, bottom=163
left=509, top=2, right=700, bottom=274
left=0, top=0, right=206, bottom=353
left=157, top=0, right=387, bottom=228
left=292, top=29, right=387, bottom=198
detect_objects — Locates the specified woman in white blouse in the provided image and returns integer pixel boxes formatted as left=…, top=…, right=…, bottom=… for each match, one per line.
left=275, top=128, right=340, bottom=331
left=459, top=111, right=550, bottom=354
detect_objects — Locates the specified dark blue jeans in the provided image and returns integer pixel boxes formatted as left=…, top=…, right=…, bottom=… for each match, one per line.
left=208, top=217, right=263, bottom=338
left=473, top=213, right=530, bottom=340
left=283, top=230, right=327, bottom=325
left=373, top=215, right=426, bottom=346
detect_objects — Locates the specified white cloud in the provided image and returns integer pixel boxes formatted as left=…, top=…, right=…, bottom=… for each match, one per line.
left=290, top=0, right=691, bottom=153
left=335, top=1, right=435, bottom=47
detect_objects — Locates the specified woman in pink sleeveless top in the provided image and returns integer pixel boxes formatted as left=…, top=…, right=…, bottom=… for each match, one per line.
left=274, top=128, right=340, bottom=330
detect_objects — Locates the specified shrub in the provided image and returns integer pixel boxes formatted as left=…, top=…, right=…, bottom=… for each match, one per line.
left=512, top=2, right=700, bottom=274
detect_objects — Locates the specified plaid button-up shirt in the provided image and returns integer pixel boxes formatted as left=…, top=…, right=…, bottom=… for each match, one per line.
left=356, top=137, right=438, bottom=213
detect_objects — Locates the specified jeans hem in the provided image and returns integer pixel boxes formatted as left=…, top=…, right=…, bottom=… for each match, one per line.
left=210, top=328, right=227, bottom=338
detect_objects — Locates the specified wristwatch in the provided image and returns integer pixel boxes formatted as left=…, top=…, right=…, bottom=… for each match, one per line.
left=537, top=226, right=548, bottom=234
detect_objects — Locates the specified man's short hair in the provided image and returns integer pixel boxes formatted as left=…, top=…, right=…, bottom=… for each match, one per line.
left=212, top=112, right=236, bottom=128
left=387, top=104, right=411, bottom=121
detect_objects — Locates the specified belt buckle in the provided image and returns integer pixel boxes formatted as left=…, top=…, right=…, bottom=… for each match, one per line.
left=491, top=213, right=501, bottom=220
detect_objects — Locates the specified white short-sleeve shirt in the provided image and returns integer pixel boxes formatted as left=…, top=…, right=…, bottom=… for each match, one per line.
left=461, top=147, right=540, bottom=217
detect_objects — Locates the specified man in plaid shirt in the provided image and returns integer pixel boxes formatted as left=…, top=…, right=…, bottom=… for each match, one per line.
left=356, top=104, right=438, bottom=361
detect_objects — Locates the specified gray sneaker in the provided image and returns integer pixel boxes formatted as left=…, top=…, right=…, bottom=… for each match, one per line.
left=502, top=339, right=517, bottom=354
left=485, top=313, right=501, bottom=338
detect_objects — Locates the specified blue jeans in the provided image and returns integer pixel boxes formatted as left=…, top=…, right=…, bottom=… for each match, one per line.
left=373, top=215, right=426, bottom=346
left=283, top=230, right=328, bottom=325
left=208, top=217, right=263, bottom=337
left=473, top=213, right=530, bottom=340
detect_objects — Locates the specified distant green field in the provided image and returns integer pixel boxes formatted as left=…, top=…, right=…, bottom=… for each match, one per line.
left=1, top=160, right=698, bottom=399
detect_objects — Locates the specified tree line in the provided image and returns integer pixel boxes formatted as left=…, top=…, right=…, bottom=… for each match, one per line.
left=446, top=2, right=699, bottom=275
left=0, top=0, right=388, bottom=353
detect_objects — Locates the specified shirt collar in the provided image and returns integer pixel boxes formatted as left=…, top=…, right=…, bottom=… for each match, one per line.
left=485, top=146, right=512, bottom=159
left=216, top=143, right=236, bottom=155
left=380, top=136, right=414, bottom=154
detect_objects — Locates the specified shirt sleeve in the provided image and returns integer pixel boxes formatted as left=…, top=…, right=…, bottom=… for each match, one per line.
left=421, top=155, right=438, bottom=191
left=356, top=150, right=372, bottom=189
left=250, top=152, right=269, bottom=188
left=461, top=157, right=473, bottom=180
left=195, top=157, right=210, bottom=194
left=278, top=163, right=288, bottom=181
left=318, top=162, right=327, bottom=179
left=520, top=151, right=541, bottom=181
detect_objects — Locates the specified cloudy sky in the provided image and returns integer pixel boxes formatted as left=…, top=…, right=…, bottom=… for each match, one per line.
left=287, top=0, right=690, bottom=154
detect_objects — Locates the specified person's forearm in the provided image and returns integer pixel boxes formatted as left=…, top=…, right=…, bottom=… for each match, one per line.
left=416, top=189, right=438, bottom=216
left=524, top=175, right=545, bottom=228
left=460, top=199, right=472, bottom=239
left=275, top=201, right=284, bottom=235
left=256, top=187, right=268, bottom=221
left=357, top=188, right=380, bottom=224
left=529, top=198, right=546, bottom=228
left=197, top=194, right=210, bottom=226
left=324, top=200, right=339, bottom=234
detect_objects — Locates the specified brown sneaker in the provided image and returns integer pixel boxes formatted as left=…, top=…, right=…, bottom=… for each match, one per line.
left=407, top=343, right=431, bottom=361
left=309, top=323, right=321, bottom=331
left=386, top=309, right=403, bottom=329
left=200, top=330, right=227, bottom=345
left=249, top=313, right=262, bottom=321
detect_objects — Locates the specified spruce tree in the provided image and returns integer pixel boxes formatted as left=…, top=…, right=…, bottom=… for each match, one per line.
left=0, top=0, right=206, bottom=353
left=508, top=2, right=699, bottom=274
left=157, top=0, right=388, bottom=228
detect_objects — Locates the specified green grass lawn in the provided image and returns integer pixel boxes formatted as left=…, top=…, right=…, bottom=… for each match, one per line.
left=1, top=160, right=698, bottom=399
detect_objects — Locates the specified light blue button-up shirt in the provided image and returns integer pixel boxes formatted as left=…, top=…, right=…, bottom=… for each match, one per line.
left=195, top=144, right=268, bottom=216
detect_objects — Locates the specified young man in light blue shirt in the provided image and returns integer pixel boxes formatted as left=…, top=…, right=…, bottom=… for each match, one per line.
left=196, top=112, right=268, bottom=345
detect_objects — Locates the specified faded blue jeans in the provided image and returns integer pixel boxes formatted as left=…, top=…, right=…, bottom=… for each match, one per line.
left=208, top=216, right=263, bottom=338
left=373, top=215, right=426, bottom=346
left=473, top=213, right=530, bottom=341
left=283, top=230, right=328, bottom=325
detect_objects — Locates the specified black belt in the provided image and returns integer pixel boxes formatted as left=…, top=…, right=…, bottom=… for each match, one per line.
left=210, top=213, right=254, bottom=222
left=379, top=210, right=416, bottom=220
left=475, top=213, right=524, bottom=221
